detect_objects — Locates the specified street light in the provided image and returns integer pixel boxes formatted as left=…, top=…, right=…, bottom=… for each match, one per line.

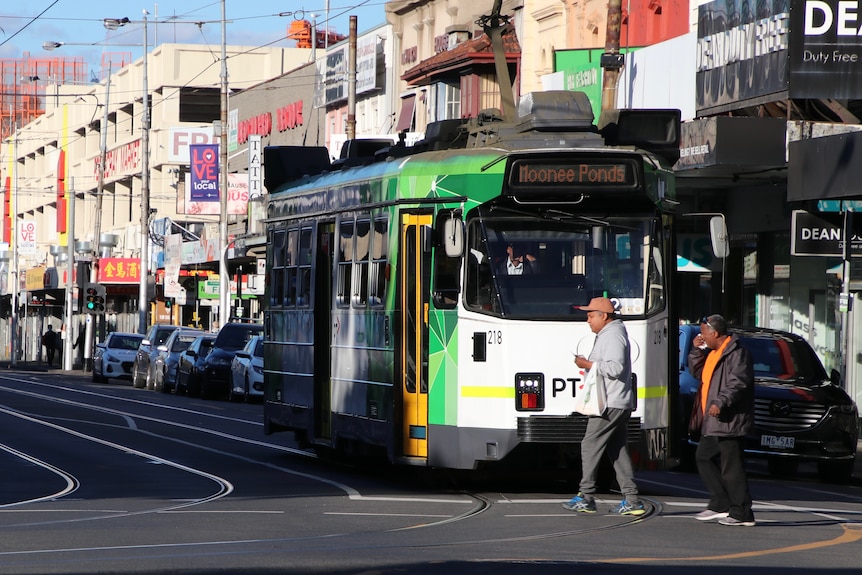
left=103, top=11, right=150, bottom=334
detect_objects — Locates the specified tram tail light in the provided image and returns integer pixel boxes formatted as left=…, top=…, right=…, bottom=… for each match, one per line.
left=515, top=373, right=544, bottom=411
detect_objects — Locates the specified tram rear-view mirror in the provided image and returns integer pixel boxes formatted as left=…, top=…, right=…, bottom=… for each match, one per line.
left=443, top=217, right=464, bottom=258
left=709, top=216, right=729, bottom=258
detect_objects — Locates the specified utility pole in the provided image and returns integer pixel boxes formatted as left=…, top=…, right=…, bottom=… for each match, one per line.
left=218, top=0, right=230, bottom=329
left=85, top=66, right=111, bottom=369
left=10, top=113, right=19, bottom=367
left=346, top=16, right=357, bottom=140
left=139, top=11, right=151, bottom=333
left=63, top=177, right=75, bottom=370
left=600, top=0, right=625, bottom=111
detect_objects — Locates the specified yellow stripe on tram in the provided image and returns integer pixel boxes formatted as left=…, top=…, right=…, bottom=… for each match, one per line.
left=461, top=386, right=515, bottom=399
left=638, top=386, right=668, bottom=399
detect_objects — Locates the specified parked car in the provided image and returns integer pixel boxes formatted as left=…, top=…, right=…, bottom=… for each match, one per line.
left=230, top=335, right=264, bottom=402
left=132, top=324, right=180, bottom=388
left=679, top=324, right=859, bottom=482
left=176, top=334, right=216, bottom=396
left=201, top=322, right=264, bottom=400
left=148, top=328, right=205, bottom=392
left=93, top=332, right=144, bottom=383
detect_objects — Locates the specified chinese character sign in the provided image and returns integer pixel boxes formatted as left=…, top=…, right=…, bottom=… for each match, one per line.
left=190, top=144, right=220, bottom=201
left=98, top=258, right=141, bottom=284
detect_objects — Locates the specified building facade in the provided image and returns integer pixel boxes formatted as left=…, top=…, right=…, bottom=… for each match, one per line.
left=1, top=43, right=310, bottom=361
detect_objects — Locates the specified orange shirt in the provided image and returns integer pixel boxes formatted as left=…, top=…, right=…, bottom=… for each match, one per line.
left=701, top=336, right=732, bottom=412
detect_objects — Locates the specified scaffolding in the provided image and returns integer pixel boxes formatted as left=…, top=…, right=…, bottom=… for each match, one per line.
left=0, top=52, right=87, bottom=140
left=288, top=20, right=346, bottom=49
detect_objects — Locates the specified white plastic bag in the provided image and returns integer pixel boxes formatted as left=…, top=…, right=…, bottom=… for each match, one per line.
left=574, top=368, right=607, bottom=416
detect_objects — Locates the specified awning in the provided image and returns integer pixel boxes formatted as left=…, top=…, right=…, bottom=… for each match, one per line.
left=395, top=94, right=416, bottom=132
left=677, top=255, right=710, bottom=273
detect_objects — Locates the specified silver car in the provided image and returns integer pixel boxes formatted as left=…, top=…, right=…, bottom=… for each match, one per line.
left=93, top=332, right=144, bottom=383
left=149, top=328, right=205, bottom=392
left=230, top=335, right=264, bottom=402
left=132, top=324, right=179, bottom=388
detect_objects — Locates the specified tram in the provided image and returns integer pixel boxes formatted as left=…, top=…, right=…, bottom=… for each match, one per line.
left=262, top=90, right=684, bottom=469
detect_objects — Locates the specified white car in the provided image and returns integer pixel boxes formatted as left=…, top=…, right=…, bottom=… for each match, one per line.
left=93, top=332, right=144, bottom=383
left=229, top=335, right=263, bottom=402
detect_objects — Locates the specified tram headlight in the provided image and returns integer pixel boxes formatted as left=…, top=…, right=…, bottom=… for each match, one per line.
left=515, top=372, right=545, bottom=411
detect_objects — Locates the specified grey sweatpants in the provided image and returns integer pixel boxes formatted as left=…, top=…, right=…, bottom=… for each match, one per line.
left=579, top=407, right=639, bottom=502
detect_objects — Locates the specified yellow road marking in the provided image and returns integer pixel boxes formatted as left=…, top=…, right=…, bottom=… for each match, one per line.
left=603, top=523, right=862, bottom=563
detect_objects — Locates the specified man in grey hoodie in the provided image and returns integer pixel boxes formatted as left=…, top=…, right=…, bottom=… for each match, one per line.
left=562, top=297, right=644, bottom=516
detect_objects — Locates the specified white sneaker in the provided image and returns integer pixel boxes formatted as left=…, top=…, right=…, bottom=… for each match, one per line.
left=719, top=517, right=756, bottom=527
left=695, top=509, right=729, bottom=521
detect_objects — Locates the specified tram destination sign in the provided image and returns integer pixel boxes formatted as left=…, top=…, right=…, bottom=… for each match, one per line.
left=507, top=157, right=639, bottom=190
left=791, top=210, right=862, bottom=257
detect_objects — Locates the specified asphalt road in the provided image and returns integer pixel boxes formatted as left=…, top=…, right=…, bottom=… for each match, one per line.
left=1, top=370, right=861, bottom=575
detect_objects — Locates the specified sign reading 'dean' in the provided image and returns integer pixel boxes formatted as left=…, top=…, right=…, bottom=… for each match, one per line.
left=190, top=144, right=220, bottom=202
left=791, top=210, right=862, bottom=257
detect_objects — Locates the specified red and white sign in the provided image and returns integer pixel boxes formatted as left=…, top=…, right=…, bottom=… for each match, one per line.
left=98, top=258, right=141, bottom=284
left=183, top=172, right=249, bottom=215
left=17, top=221, right=36, bottom=254
left=168, top=127, right=218, bottom=162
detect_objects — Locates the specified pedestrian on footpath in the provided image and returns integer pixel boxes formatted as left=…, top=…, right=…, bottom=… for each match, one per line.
left=42, top=324, right=58, bottom=367
left=687, top=314, right=756, bottom=527
left=562, top=297, right=644, bottom=516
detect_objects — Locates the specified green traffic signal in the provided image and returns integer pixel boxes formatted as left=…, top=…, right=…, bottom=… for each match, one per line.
left=84, top=283, right=106, bottom=314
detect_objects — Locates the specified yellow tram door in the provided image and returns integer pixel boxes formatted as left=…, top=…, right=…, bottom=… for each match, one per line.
left=399, top=213, right=432, bottom=458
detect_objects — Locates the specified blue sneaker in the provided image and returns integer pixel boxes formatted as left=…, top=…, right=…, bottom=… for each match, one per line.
left=611, top=500, right=646, bottom=516
left=561, top=493, right=597, bottom=513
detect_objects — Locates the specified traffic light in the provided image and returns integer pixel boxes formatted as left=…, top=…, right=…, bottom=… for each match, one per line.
left=84, top=283, right=106, bottom=315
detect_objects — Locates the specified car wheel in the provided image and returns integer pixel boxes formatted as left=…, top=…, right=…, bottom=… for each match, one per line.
left=200, top=380, right=211, bottom=400
left=92, top=368, right=102, bottom=383
left=161, top=374, right=172, bottom=393
left=817, top=460, right=854, bottom=483
left=132, top=363, right=145, bottom=388
left=148, top=365, right=159, bottom=391
left=176, top=374, right=186, bottom=395
left=188, top=373, right=201, bottom=397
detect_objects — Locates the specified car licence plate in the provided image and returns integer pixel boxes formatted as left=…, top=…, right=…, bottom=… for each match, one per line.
left=760, top=434, right=795, bottom=449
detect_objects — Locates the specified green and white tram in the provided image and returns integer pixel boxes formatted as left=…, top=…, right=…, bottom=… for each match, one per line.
left=263, top=91, right=682, bottom=470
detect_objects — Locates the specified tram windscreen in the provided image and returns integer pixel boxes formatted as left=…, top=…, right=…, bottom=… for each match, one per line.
left=464, top=212, right=664, bottom=318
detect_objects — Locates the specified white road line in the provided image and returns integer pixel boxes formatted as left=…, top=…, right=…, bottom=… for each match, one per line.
left=0, top=405, right=233, bottom=520
left=324, top=512, right=453, bottom=517
left=0, top=442, right=79, bottom=507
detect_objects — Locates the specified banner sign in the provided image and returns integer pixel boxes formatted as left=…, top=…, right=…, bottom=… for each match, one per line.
left=189, top=144, right=220, bottom=201
left=791, top=210, right=862, bottom=257
left=18, top=221, right=37, bottom=254
left=789, top=0, right=862, bottom=98
left=98, top=258, right=142, bottom=283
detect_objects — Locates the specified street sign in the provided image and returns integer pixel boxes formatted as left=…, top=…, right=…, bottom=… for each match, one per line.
left=791, top=210, right=862, bottom=257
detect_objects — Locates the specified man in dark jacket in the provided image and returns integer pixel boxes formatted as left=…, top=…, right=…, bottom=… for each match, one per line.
left=687, top=314, right=756, bottom=526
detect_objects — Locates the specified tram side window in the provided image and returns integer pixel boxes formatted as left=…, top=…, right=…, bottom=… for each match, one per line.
left=298, top=227, right=313, bottom=307
left=337, top=219, right=354, bottom=308
left=354, top=219, right=371, bottom=306
left=285, top=229, right=299, bottom=307
left=464, top=224, right=495, bottom=312
left=369, top=218, right=389, bottom=307
left=270, top=230, right=286, bottom=308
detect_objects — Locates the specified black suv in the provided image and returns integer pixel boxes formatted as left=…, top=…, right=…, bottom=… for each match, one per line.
left=201, top=322, right=263, bottom=399
left=679, top=324, right=859, bottom=482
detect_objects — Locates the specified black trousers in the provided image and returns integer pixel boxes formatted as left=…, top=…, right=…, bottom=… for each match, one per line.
left=46, top=346, right=56, bottom=366
left=695, top=435, right=755, bottom=522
